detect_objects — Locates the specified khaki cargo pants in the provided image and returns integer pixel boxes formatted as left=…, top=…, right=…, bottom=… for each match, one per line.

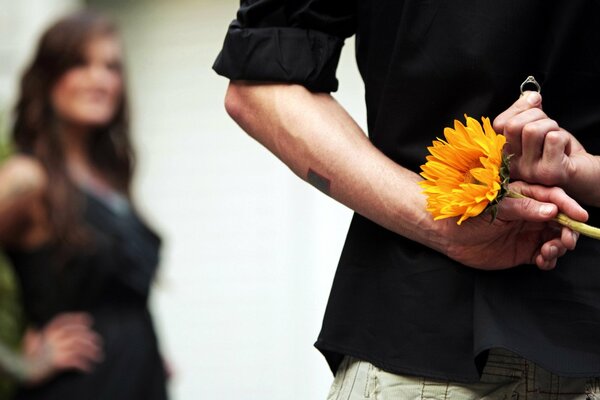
left=327, top=349, right=600, bottom=400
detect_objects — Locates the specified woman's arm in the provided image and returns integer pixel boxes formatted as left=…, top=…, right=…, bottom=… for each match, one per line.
left=225, top=81, right=586, bottom=270
left=0, top=156, right=49, bottom=248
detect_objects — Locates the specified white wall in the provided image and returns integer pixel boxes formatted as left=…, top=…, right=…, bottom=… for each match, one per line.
left=2, top=1, right=367, bottom=398
left=0, top=0, right=80, bottom=109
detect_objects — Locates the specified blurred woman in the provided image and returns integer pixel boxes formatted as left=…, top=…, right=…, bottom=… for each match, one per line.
left=1, top=10, right=168, bottom=399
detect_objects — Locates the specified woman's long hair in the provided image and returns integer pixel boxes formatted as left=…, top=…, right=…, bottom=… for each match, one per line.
left=12, top=10, right=135, bottom=250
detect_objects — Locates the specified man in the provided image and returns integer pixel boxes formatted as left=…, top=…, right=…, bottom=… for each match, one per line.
left=214, top=1, right=600, bottom=398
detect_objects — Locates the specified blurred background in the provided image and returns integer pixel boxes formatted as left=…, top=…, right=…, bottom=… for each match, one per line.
left=0, top=0, right=366, bottom=398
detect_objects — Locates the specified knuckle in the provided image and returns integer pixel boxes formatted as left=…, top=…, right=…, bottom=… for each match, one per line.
left=545, top=130, right=562, bottom=143
left=522, top=122, right=539, bottom=136
left=549, top=185, right=566, bottom=196
left=492, top=116, right=503, bottom=131
left=505, top=119, right=520, bottom=134
left=520, top=198, right=535, bottom=212
left=529, top=108, right=547, bottom=119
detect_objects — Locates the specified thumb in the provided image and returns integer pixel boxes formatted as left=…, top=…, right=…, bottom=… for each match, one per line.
left=497, top=195, right=557, bottom=222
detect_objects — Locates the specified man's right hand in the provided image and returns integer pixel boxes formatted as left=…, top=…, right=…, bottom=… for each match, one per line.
left=439, top=181, right=587, bottom=270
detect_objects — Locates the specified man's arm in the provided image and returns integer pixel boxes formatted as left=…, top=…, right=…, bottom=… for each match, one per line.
left=225, top=82, right=439, bottom=247
left=225, top=81, right=585, bottom=270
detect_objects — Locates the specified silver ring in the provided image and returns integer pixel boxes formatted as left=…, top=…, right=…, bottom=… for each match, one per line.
left=520, top=75, right=541, bottom=95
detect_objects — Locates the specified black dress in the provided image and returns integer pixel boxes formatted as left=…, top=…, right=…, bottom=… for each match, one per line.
left=8, top=188, right=168, bottom=400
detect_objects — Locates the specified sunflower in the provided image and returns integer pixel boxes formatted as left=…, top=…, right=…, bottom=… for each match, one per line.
left=419, top=115, right=509, bottom=224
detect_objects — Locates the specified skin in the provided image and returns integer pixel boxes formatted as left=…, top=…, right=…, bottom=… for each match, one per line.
left=51, top=36, right=123, bottom=130
left=0, top=34, right=124, bottom=382
left=494, top=91, right=600, bottom=207
left=21, top=313, right=103, bottom=385
left=51, top=34, right=124, bottom=194
left=224, top=82, right=587, bottom=271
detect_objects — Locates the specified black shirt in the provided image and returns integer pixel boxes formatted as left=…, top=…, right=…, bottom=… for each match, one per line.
left=214, top=0, right=600, bottom=382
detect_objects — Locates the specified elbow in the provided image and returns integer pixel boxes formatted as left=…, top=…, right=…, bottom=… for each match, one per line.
left=224, top=81, right=250, bottom=125
left=224, top=81, right=275, bottom=142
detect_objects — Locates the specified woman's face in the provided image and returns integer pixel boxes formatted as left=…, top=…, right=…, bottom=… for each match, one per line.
left=51, top=34, right=123, bottom=128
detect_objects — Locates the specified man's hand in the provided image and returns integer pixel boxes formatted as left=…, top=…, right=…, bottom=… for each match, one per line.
left=493, top=92, right=600, bottom=206
left=439, top=181, right=587, bottom=270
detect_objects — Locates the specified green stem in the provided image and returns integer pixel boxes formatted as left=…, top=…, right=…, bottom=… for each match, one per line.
left=506, top=190, right=600, bottom=240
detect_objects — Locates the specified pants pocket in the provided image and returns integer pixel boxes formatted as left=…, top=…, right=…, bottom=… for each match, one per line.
left=326, top=356, right=372, bottom=400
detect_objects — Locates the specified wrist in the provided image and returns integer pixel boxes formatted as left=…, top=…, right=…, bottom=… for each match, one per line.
left=413, top=211, right=453, bottom=256
left=564, top=154, right=600, bottom=207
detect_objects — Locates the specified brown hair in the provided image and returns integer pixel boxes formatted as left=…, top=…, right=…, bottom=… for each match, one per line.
left=12, top=10, right=135, bottom=250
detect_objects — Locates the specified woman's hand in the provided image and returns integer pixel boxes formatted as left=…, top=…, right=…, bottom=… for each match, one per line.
left=440, top=181, right=587, bottom=270
left=22, top=312, right=103, bottom=385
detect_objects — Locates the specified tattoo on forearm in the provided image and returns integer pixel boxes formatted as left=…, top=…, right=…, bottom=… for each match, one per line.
left=307, top=168, right=331, bottom=195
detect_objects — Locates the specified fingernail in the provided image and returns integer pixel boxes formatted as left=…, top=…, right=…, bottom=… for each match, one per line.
left=540, top=204, right=554, bottom=216
left=573, top=231, right=580, bottom=242
left=550, top=246, right=558, bottom=258
left=527, top=92, right=541, bottom=106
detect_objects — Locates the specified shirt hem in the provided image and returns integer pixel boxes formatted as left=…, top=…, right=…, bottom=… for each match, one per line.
left=315, top=340, right=482, bottom=383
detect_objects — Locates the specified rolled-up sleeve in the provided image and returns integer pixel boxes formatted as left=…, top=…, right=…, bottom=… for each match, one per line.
left=213, top=0, right=356, bottom=93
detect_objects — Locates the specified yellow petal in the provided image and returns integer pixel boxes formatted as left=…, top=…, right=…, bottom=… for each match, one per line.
left=419, top=115, right=507, bottom=224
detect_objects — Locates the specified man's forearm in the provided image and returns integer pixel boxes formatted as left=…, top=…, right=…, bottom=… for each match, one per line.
left=224, top=81, right=448, bottom=253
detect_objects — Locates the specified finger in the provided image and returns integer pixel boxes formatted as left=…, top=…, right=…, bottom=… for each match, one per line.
left=534, top=251, right=554, bottom=270
left=44, top=313, right=94, bottom=333
left=497, top=195, right=557, bottom=222
left=541, top=238, right=567, bottom=259
left=521, top=118, right=560, bottom=165
left=502, top=108, right=548, bottom=156
left=560, top=226, right=579, bottom=251
left=542, top=130, right=570, bottom=166
left=534, top=223, right=581, bottom=270
left=69, top=342, right=104, bottom=363
left=54, top=336, right=104, bottom=365
left=56, top=353, right=98, bottom=373
left=55, top=330, right=103, bottom=352
left=46, top=324, right=99, bottom=344
left=46, top=329, right=104, bottom=369
left=534, top=241, right=561, bottom=270
left=512, top=182, right=588, bottom=222
left=535, top=252, right=557, bottom=270
left=536, top=236, right=573, bottom=270
left=44, top=317, right=100, bottom=343
left=493, top=91, right=543, bottom=134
